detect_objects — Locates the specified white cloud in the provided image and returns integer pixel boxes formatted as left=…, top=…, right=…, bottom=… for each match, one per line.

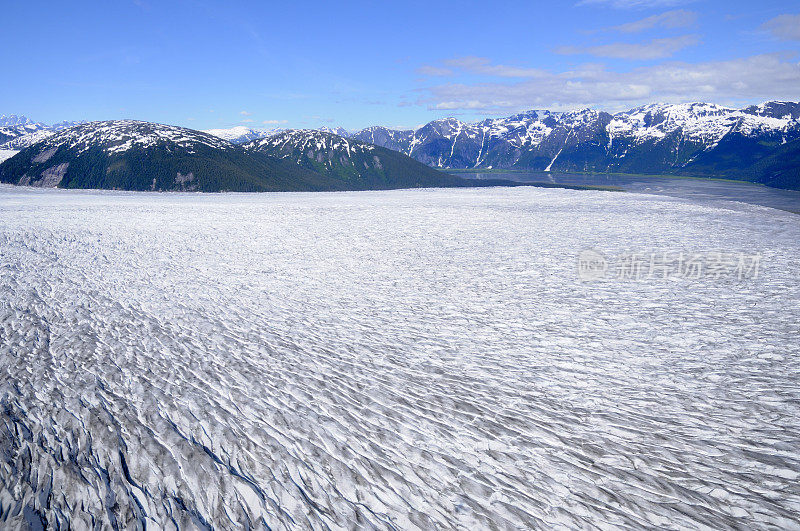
left=556, top=35, right=699, bottom=59
left=239, top=110, right=252, bottom=116
left=761, top=14, right=800, bottom=41
left=240, top=118, right=254, bottom=123
left=262, top=119, right=288, bottom=125
left=416, top=65, right=454, bottom=76
left=611, top=9, right=697, bottom=32
left=437, top=56, right=548, bottom=78
left=419, top=53, right=800, bottom=112
left=578, top=0, right=692, bottom=8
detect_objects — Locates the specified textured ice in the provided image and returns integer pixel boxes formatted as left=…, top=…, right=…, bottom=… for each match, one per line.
left=1, top=185, right=799, bottom=529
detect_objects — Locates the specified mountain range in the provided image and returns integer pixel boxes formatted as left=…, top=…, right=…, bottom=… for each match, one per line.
left=0, top=115, right=83, bottom=160
left=0, top=120, right=524, bottom=192
left=242, top=129, right=488, bottom=190
left=204, top=101, right=800, bottom=190
left=2, top=101, right=799, bottom=190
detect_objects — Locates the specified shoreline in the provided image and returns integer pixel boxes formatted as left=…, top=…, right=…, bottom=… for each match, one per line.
left=446, top=168, right=768, bottom=186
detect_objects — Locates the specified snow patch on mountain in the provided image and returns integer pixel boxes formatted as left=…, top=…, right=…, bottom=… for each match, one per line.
left=0, top=149, right=17, bottom=163
left=0, top=114, right=40, bottom=127
left=1, top=130, right=55, bottom=150
left=349, top=101, right=800, bottom=171
left=36, top=120, right=235, bottom=155
left=609, top=102, right=796, bottom=144
left=247, top=129, right=374, bottom=160
left=318, top=126, right=350, bottom=137
left=203, top=126, right=352, bottom=145
left=202, top=126, right=276, bottom=144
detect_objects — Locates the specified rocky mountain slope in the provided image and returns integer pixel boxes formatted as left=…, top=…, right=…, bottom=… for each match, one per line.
left=201, top=101, right=800, bottom=189
left=201, top=126, right=274, bottom=144
left=0, top=121, right=344, bottom=192
left=244, top=129, right=492, bottom=190
left=8, top=101, right=799, bottom=190
left=0, top=115, right=85, bottom=147
left=0, top=114, right=40, bottom=127
left=0, top=115, right=79, bottom=154
left=345, top=102, right=800, bottom=188
left=0, top=121, right=519, bottom=192
left=0, top=117, right=49, bottom=146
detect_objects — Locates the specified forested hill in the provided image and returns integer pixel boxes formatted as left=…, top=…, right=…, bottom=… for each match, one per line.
left=0, top=120, right=525, bottom=192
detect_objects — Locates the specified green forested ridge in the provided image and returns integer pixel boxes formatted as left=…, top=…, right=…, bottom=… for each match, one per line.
left=245, top=130, right=499, bottom=190
left=6, top=119, right=794, bottom=193
left=0, top=143, right=343, bottom=192
left=0, top=121, right=529, bottom=192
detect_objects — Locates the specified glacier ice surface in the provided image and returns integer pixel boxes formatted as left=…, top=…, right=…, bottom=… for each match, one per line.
left=0, top=184, right=799, bottom=529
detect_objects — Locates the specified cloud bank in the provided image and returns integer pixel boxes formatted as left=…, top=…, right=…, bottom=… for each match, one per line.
left=577, top=0, right=693, bottom=9
left=611, top=9, right=697, bottom=33
left=555, top=35, right=699, bottom=59
left=761, top=14, right=800, bottom=41
left=418, top=53, right=800, bottom=112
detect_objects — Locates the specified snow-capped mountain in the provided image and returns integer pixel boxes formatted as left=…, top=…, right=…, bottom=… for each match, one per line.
left=247, top=129, right=375, bottom=159
left=202, top=126, right=350, bottom=145
left=0, top=123, right=49, bottom=145
left=33, top=119, right=234, bottom=155
left=0, top=129, right=55, bottom=150
left=0, top=114, right=41, bottom=127
left=0, top=117, right=81, bottom=156
left=201, top=126, right=276, bottom=144
left=348, top=101, right=800, bottom=187
left=352, top=126, right=414, bottom=154
left=0, top=120, right=311, bottom=191
left=318, top=126, right=350, bottom=137
left=51, top=120, right=86, bottom=131
left=244, top=129, right=483, bottom=189
left=0, top=121, right=501, bottom=192
left=3, top=101, right=800, bottom=189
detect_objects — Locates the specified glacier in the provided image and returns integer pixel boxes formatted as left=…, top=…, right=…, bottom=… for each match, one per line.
left=1, top=184, right=799, bottom=529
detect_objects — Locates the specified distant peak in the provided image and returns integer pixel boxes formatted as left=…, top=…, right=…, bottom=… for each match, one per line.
left=0, top=114, right=38, bottom=127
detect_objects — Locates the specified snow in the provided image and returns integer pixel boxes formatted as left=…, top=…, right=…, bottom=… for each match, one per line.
left=0, top=149, right=18, bottom=163
left=204, top=127, right=352, bottom=145
left=203, top=126, right=275, bottom=144
left=318, top=126, right=350, bottom=137
left=1, top=130, right=55, bottom=150
left=203, top=125, right=260, bottom=140
left=0, top=115, right=40, bottom=127
left=247, top=129, right=374, bottom=163
left=0, top=125, right=53, bottom=153
left=29, top=120, right=235, bottom=156
left=1, top=185, right=799, bottom=529
left=349, top=102, right=800, bottom=169
left=611, top=102, right=796, bottom=145
left=544, top=147, right=563, bottom=172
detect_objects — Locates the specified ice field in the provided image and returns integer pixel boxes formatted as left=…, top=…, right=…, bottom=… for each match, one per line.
left=1, top=184, right=799, bottom=529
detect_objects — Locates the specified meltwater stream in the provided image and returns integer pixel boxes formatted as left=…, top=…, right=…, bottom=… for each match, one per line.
left=1, top=185, right=799, bottom=529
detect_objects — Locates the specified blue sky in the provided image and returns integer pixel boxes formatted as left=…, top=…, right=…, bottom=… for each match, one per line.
left=2, top=0, right=799, bottom=131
